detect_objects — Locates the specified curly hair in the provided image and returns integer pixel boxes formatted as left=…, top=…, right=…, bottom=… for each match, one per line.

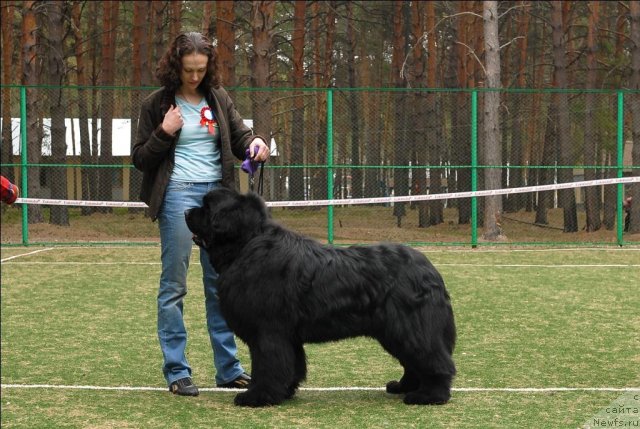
left=155, top=32, right=220, bottom=93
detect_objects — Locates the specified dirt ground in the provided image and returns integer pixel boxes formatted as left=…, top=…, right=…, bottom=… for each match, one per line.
left=2, top=204, right=638, bottom=246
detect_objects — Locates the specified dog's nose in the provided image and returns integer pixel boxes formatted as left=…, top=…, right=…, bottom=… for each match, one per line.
left=184, top=209, right=192, bottom=218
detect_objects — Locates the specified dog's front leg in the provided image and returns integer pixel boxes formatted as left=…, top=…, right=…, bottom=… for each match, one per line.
left=234, top=333, right=296, bottom=407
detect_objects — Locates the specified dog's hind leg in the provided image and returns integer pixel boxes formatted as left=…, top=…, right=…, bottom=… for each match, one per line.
left=385, top=366, right=420, bottom=394
left=234, top=333, right=296, bottom=407
left=402, top=343, right=455, bottom=405
left=377, top=337, right=420, bottom=394
left=379, top=335, right=454, bottom=404
left=403, top=373, right=453, bottom=405
left=387, top=350, right=454, bottom=404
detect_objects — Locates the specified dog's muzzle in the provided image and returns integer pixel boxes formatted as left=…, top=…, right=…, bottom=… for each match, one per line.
left=191, top=234, right=206, bottom=248
left=184, top=209, right=207, bottom=248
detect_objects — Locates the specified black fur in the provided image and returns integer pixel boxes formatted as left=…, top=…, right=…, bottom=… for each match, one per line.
left=185, top=188, right=456, bottom=407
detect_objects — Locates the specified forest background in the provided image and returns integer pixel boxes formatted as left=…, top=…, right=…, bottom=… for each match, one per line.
left=1, top=1, right=640, bottom=241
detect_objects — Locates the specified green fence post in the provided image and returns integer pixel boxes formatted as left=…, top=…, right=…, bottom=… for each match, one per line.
left=20, top=85, right=29, bottom=246
left=471, top=90, right=478, bottom=248
left=617, top=91, right=624, bottom=246
left=327, top=88, right=334, bottom=244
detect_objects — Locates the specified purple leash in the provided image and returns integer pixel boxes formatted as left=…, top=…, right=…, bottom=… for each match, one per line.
left=241, top=147, right=265, bottom=195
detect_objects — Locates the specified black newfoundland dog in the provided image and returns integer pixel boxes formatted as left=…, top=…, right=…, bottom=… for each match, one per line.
left=185, top=188, right=456, bottom=407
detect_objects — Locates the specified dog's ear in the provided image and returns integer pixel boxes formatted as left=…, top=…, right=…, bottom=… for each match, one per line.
left=208, top=189, right=240, bottom=215
left=208, top=190, right=244, bottom=238
left=244, top=192, right=270, bottom=222
left=204, top=188, right=267, bottom=243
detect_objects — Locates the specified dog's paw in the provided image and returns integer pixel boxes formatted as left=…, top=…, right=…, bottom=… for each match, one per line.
left=284, top=385, right=298, bottom=400
left=234, top=389, right=283, bottom=407
left=385, top=380, right=405, bottom=394
left=403, top=390, right=450, bottom=405
left=385, top=379, right=419, bottom=394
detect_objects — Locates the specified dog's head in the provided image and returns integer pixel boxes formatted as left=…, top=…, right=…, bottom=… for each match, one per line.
left=185, top=188, right=269, bottom=251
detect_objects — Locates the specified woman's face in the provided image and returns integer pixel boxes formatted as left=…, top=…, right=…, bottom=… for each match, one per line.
left=180, top=53, right=208, bottom=91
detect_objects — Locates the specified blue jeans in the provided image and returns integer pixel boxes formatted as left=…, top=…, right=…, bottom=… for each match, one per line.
left=157, top=180, right=245, bottom=386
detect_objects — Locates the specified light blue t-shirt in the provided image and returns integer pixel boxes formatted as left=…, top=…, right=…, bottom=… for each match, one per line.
left=171, top=96, right=222, bottom=182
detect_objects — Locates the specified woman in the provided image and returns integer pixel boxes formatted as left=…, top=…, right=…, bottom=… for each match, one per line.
left=133, top=32, right=269, bottom=396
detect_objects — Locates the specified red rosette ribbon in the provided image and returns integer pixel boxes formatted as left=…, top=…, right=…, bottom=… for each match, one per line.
left=200, top=106, right=217, bottom=135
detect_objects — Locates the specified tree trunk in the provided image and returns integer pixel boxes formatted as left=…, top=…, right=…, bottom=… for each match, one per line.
left=289, top=0, right=306, bottom=201
left=404, top=1, right=440, bottom=227
left=88, top=0, right=100, bottom=211
left=169, top=1, right=181, bottom=40
left=472, top=1, right=485, bottom=227
left=391, top=1, right=407, bottom=226
left=425, top=1, right=443, bottom=227
left=139, top=1, right=152, bottom=87
left=603, top=2, right=628, bottom=230
left=312, top=1, right=334, bottom=201
left=22, top=0, right=43, bottom=224
left=443, top=14, right=459, bottom=215
left=1, top=2, right=15, bottom=185
left=152, top=2, right=166, bottom=68
left=525, top=12, right=544, bottom=213
left=128, top=0, right=147, bottom=214
left=584, top=1, right=601, bottom=232
left=250, top=1, right=275, bottom=198
left=455, top=1, right=471, bottom=225
left=551, top=1, right=578, bottom=233
left=359, top=46, right=382, bottom=201
left=202, top=2, right=213, bottom=37
left=409, top=1, right=428, bottom=226
left=71, top=3, right=93, bottom=215
left=216, top=1, right=236, bottom=88
left=482, top=1, right=503, bottom=240
left=535, top=102, right=557, bottom=226
left=346, top=2, right=362, bottom=200
left=98, top=1, right=119, bottom=213
left=44, top=1, right=69, bottom=226
left=506, top=5, right=529, bottom=213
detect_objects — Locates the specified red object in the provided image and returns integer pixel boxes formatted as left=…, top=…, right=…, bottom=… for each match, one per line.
left=199, top=106, right=217, bottom=135
left=1, top=175, right=19, bottom=204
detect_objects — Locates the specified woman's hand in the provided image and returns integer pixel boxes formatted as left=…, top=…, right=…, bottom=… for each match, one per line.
left=161, top=105, right=183, bottom=135
left=249, top=138, right=270, bottom=162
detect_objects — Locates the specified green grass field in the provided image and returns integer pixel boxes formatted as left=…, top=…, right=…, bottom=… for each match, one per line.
left=1, top=246, right=639, bottom=428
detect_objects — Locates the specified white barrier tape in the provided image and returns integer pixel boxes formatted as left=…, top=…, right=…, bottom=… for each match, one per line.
left=267, top=176, right=640, bottom=208
left=14, top=198, right=148, bottom=208
left=13, top=176, right=640, bottom=209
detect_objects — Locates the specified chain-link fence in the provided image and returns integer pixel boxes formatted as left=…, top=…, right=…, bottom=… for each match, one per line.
left=1, top=85, right=638, bottom=246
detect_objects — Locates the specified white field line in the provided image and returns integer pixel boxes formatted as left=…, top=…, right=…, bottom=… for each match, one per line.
left=0, top=247, right=55, bottom=263
left=2, top=261, right=638, bottom=268
left=1, top=383, right=639, bottom=393
left=1, top=246, right=638, bottom=254
left=1, top=261, right=161, bottom=265
left=437, top=264, right=640, bottom=268
left=426, top=248, right=640, bottom=252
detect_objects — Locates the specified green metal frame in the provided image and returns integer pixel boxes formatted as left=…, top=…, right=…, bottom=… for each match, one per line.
left=2, top=85, right=638, bottom=247
left=617, top=91, right=624, bottom=246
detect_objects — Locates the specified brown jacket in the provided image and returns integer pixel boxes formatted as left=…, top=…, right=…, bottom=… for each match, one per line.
left=132, top=86, right=261, bottom=220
